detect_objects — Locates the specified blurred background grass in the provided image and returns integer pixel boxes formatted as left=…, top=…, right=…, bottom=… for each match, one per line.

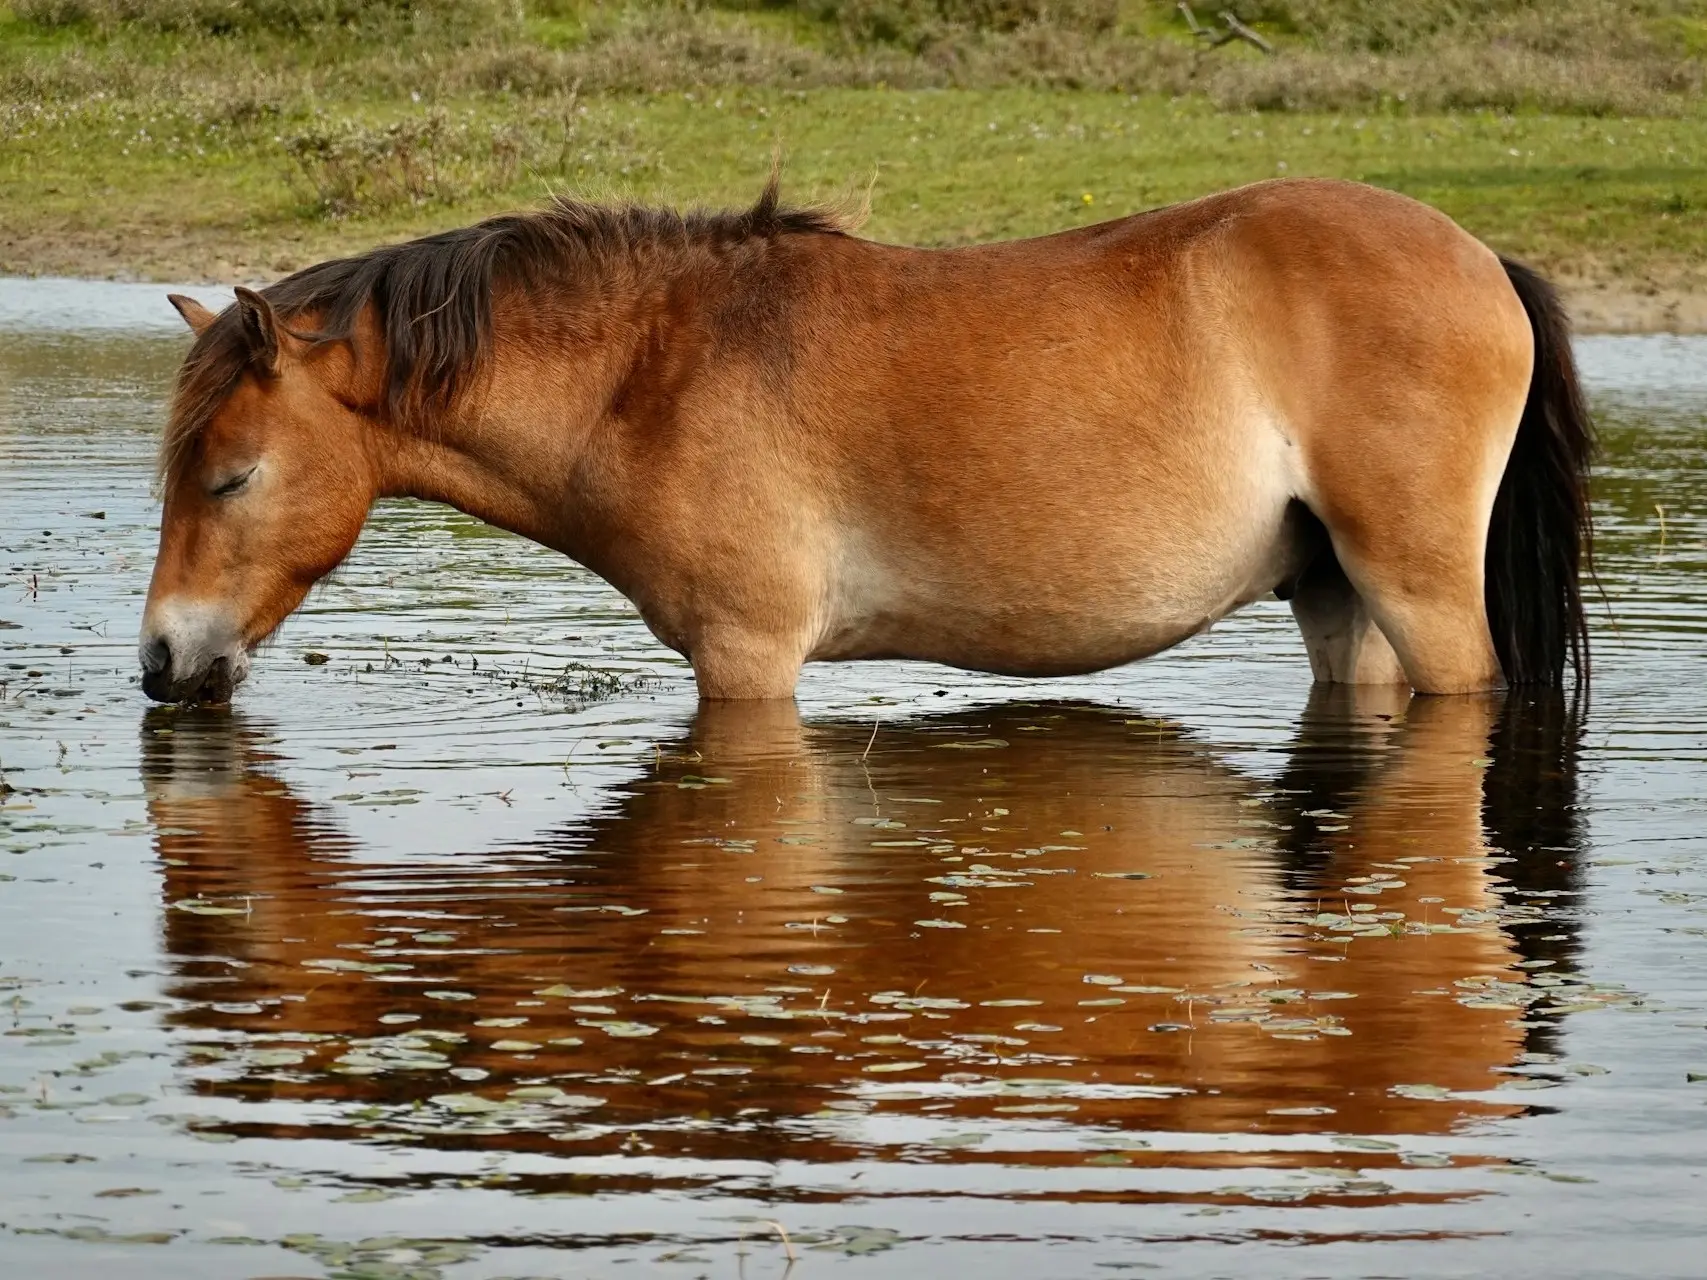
left=1, top=0, right=1703, bottom=298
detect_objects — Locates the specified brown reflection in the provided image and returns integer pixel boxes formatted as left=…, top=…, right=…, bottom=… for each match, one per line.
left=141, top=692, right=1582, bottom=1175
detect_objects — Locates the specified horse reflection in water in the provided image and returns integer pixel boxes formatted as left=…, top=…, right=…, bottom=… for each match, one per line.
left=142, top=693, right=1581, bottom=1191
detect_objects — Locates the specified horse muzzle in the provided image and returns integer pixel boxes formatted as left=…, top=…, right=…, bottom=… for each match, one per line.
left=139, top=604, right=251, bottom=705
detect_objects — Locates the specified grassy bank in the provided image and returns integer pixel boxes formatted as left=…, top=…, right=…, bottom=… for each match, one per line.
left=2, top=2, right=1704, bottom=326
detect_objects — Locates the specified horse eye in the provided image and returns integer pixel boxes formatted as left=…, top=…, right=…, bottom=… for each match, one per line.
left=211, top=466, right=256, bottom=498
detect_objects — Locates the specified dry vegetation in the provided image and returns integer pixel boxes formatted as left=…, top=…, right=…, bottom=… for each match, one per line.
left=5, top=0, right=1705, bottom=113
left=1, top=0, right=1703, bottom=322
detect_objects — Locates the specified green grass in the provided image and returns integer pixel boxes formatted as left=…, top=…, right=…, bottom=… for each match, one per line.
left=4, top=87, right=1704, bottom=287
left=0, top=2, right=1702, bottom=300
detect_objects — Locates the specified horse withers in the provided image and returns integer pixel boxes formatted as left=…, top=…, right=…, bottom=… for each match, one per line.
left=139, top=177, right=1593, bottom=704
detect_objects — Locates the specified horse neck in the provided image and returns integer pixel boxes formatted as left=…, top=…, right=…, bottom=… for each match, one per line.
left=369, top=272, right=655, bottom=552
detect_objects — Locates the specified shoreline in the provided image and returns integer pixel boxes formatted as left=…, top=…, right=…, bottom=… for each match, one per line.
left=1556, top=282, right=1707, bottom=337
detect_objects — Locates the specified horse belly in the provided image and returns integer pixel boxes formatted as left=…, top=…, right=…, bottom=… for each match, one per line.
left=813, top=485, right=1304, bottom=676
left=814, top=584, right=1217, bottom=675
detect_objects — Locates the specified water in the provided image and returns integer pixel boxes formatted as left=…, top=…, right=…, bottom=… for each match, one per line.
left=2, top=283, right=1705, bottom=1279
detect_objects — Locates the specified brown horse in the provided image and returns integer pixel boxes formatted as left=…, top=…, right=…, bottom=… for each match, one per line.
left=140, top=177, right=1592, bottom=704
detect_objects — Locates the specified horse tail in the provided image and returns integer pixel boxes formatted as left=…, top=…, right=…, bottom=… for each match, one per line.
left=1484, top=256, right=1596, bottom=690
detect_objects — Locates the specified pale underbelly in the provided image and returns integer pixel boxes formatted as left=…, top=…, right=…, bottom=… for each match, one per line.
left=808, top=505, right=1317, bottom=676
left=809, top=616, right=1218, bottom=677
left=807, top=582, right=1272, bottom=676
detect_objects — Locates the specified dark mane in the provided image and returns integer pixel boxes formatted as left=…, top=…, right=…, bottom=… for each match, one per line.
left=161, top=179, right=850, bottom=473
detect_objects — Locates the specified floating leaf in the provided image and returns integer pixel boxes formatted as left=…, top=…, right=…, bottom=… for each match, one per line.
left=172, top=899, right=247, bottom=916
left=430, top=1093, right=509, bottom=1114
left=928, top=1132, right=988, bottom=1148
left=812, top=1225, right=902, bottom=1256
left=579, top=1020, right=659, bottom=1038
left=535, top=985, right=623, bottom=999
left=1392, top=1083, right=1453, bottom=1101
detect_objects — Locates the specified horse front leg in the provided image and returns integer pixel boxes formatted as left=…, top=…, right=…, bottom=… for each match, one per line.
left=688, top=623, right=809, bottom=700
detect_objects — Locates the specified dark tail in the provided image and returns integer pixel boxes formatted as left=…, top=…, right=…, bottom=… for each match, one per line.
left=1485, top=258, right=1595, bottom=690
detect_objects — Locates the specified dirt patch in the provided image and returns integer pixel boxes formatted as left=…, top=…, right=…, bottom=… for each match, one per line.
left=0, top=225, right=348, bottom=291
left=1559, top=281, right=1707, bottom=335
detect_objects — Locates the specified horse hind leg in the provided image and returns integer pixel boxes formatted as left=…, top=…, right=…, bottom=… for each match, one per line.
left=1283, top=502, right=1503, bottom=693
left=1286, top=523, right=1503, bottom=694
left=1286, top=385, right=1516, bottom=694
left=1332, top=532, right=1504, bottom=694
left=1288, top=551, right=1408, bottom=686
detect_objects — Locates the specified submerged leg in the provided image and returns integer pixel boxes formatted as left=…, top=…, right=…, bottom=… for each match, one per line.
left=1329, top=533, right=1504, bottom=695
left=689, top=626, right=806, bottom=701
left=1296, top=397, right=1517, bottom=695
left=1289, top=554, right=1407, bottom=685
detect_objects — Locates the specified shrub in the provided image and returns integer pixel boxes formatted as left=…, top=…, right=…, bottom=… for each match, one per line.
left=11, top=0, right=518, bottom=37
left=281, top=109, right=525, bottom=215
left=1225, top=1, right=1527, bottom=52
left=278, top=99, right=660, bottom=216
left=814, top=0, right=1117, bottom=49
left=1225, top=0, right=1707, bottom=56
left=5, top=0, right=1704, bottom=115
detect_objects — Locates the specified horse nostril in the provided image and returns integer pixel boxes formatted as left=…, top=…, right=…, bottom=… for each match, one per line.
left=141, top=635, right=171, bottom=676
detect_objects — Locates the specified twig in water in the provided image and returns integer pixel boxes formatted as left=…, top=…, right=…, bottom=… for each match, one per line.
left=762, top=1220, right=798, bottom=1263
left=862, top=717, right=880, bottom=760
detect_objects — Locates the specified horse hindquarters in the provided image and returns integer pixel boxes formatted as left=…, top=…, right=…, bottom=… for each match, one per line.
left=1281, top=253, right=1556, bottom=694
left=1319, top=260, right=1591, bottom=695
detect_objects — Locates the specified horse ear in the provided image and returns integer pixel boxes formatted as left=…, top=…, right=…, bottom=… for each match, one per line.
left=167, top=293, right=216, bottom=336
left=232, top=286, right=281, bottom=375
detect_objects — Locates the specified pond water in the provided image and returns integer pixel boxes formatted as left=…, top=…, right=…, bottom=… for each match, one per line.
left=1, top=285, right=1705, bottom=1279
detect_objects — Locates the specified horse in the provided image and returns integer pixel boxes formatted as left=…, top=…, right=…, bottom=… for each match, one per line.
left=139, top=176, right=1593, bottom=705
